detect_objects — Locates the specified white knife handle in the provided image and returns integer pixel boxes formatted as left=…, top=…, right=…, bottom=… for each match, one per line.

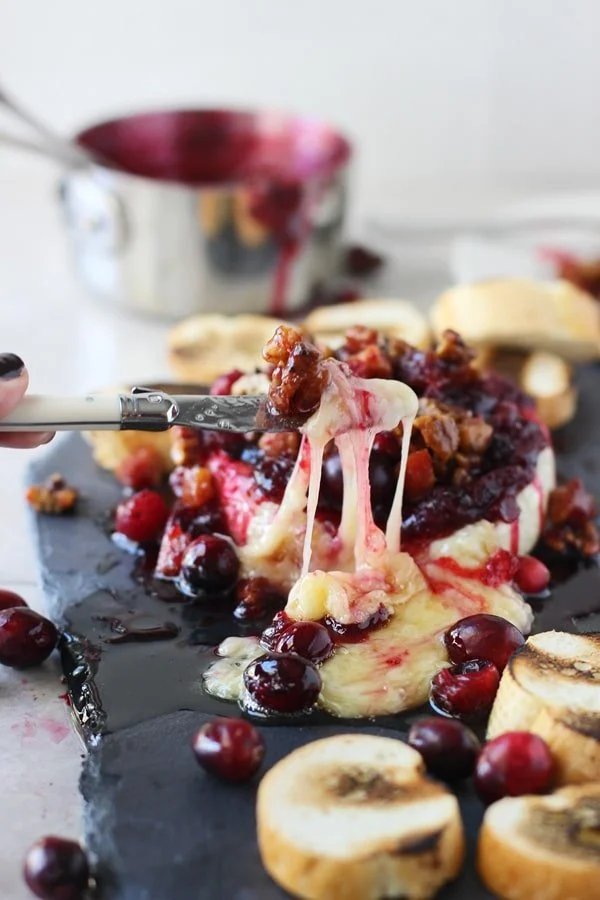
left=0, top=394, right=123, bottom=431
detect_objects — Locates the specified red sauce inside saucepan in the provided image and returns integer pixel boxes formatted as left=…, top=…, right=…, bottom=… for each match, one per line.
left=76, top=110, right=351, bottom=315
left=75, top=109, right=350, bottom=187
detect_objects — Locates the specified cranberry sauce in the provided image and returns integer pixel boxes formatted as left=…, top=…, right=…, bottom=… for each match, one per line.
left=199, top=339, right=550, bottom=549
left=76, top=109, right=350, bottom=186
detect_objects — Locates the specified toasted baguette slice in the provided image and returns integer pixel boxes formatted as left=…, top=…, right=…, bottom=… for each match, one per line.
left=478, top=783, right=600, bottom=900
left=256, top=734, right=464, bottom=900
left=303, top=299, right=431, bottom=350
left=168, top=313, right=285, bottom=383
left=487, top=631, right=600, bottom=785
left=431, top=279, right=600, bottom=362
left=520, top=351, right=577, bottom=430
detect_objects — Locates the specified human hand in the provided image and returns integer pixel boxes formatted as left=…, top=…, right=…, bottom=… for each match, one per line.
left=0, top=354, right=54, bottom=448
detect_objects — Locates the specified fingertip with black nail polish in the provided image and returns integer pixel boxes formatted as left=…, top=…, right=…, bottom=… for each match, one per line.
left=0, top=353, right=25, bottom=380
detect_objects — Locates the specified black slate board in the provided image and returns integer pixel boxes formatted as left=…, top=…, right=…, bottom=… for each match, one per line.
left=28, top=365, right=600, bottom=900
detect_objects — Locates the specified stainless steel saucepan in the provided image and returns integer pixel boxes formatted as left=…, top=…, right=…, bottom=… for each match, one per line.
left=0, top=85, right=352, bottom=320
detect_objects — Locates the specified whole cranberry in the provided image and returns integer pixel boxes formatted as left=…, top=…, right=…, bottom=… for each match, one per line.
left=115, top=446, right=163, bottom=491
left=243, top=653, right=321, bottom=713
left=369, top=452, right=397, bottom=519
left=0, top=588, right=28, bottom=611
left=0, top=608, right=58, bottom=669
left=514, top=556, right=550, bottom=595
left=372, top=431, right=402, bottom=460
left=260, top=611, right=292, bottom=650
left=275, top=621, right=334, bottom=664
left=430, top=659, right=500, bottom=721
left=192, top=717, right=265, bottom=782
left=172, top=502, right=227, bottom=538
left=408, top=717, right=481, bottom=781
left=114, top=489, right=169, bottom=543
left=321, top=449, right=344, bottom=505
left=23, top=836, right=90, bottom=900
left=180, top=534, right=239, bottom=595
left=474, top=732, right=555, bottom=805
left=444, top=615, right=525, bottom=673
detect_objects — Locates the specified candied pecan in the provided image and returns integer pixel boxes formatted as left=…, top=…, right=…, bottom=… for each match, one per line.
left=547, top=478, right=596, bottom=526
left=171, top=426, right=205, bottom=467
left=263, top=325, right=327, bottom=418
left=544, top=521, right=600, bottom=557
left=26, top=473, right=78, bottom=515
left=452, top=452, right=482, bottom=486
left=543, top=479, right=600, bottom=557
left=413, top=410, right=459, bottom=464
left=458, top=416, right=493, bottom=455
left=258, top=431, right=301, bottom=458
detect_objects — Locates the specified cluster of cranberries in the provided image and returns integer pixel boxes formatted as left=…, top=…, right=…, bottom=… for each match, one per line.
left=428, top=552, right=550, bottom=726
left=0, top=597, right=91, bottom=900
left=405, top=609, right=555, bottom=803
left=429, top=612, right=525, bottom=721
left=408, top=717, right=554, bottom=803
left=239, top=619, right=334, bottom=716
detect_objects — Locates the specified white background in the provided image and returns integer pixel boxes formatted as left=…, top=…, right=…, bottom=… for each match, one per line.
left=1, top=0, right=600, bottom=218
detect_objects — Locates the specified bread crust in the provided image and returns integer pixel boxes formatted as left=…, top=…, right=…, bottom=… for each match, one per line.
left=304, top=298, right=431, bottom=350
left=478, top=786, right=600, bottom=900
left=256, top=735, right=465, bottom=900
left=487, top=633, right=600, bottom=786
left=168, top=313, right=286, bottom=383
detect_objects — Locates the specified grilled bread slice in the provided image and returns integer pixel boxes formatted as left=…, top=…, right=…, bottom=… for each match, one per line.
left=487, top=631, right=600, bottom=785
left=256, top=734, right=464, bottom=900
left=478, top=783, right=600, bottom=900
left=168, top=313, right=285, bottom=383
left=520, top=351, right=577, bottom=430
left=431, top=279, right=600, bottom=362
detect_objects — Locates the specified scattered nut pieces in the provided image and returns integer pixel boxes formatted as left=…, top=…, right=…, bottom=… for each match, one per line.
left=26, top=474, right=78, bottom=515
left=543, top=479, right=600, bottom=558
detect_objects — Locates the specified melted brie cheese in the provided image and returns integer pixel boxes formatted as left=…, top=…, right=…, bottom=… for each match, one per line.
left=204, top=360, right=551, bottom=718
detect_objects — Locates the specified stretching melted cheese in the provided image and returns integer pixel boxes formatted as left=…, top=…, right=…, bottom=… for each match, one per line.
left=204, top=361, right=539, bottom=718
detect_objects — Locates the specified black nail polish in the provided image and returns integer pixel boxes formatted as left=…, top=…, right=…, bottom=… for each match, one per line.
left=0, top=353, right=25, bottom=380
